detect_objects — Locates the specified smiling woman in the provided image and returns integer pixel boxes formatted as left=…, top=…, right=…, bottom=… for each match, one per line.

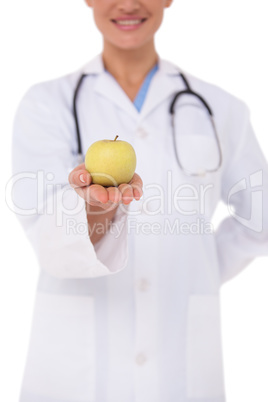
left=83, top=0, right=173, bottom=101
left=85, top=0, right=172, bottom=62
left=9, top=0, right=268, bottom=402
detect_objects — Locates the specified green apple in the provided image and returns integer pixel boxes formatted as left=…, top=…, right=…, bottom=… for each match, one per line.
left=85, top=135, right=137, bottom=187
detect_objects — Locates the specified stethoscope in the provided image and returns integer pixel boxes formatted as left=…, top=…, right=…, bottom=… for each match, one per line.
left=73, top=71, right=222, bottom=177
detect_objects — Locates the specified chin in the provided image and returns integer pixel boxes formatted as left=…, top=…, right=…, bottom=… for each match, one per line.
left=110, top=37, right=152, bottom=52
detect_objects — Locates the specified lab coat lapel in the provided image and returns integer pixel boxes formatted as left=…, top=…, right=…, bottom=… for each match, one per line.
left=82, top=54, right=185, bottom=121
left=94, top=73, right=139, bottom=120
left=82, top=53, right=139, bottom=120
left=139, top=59, right=183, bottom=120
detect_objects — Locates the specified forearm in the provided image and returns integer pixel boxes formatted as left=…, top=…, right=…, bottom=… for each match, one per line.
left=86, top=203, right=119, bottom=245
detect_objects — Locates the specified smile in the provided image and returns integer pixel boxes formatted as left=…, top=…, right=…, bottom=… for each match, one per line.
left=111, top=18, right=147, bottom=30
left=113, top=19, right=146, bottom=26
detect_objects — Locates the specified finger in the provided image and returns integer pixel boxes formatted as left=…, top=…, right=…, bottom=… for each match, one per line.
left=132, top=185, right=143, bottom=200
left=107, top=187, right=122, bottom=204
left=68, top=167, right=92, bottom=188
left=118, top=183, right=134, bottom=205
left=68, top=163, right=86, bottom=184
left=129, top=173, right=143, bottom=200
left=84, top=184, right=109, bottom=204
left=129, top=173, right=143, bottom=186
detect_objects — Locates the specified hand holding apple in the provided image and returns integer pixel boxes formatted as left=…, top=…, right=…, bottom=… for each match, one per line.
left=68, top=163, right=142, bottom=244
left=68, top=136, right=142, bottom=208
left=85, top=135, right=136, bottom=187
left=68, top=165, right=142, bottom=208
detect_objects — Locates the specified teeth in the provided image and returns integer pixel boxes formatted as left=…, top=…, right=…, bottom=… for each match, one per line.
left=116, top=19, right=143, bottom=25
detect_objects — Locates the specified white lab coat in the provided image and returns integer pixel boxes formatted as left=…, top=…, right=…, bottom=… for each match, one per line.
left=12, top=54, right=268, bottom=402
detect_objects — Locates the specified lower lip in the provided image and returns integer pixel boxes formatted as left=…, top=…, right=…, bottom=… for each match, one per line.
left=112, top=20, right=146, bottom=31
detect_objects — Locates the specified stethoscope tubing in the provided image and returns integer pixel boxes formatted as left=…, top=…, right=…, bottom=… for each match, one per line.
left=73, top=70, right=222, bottom=175
left=73, top=73, right=87, bottom=164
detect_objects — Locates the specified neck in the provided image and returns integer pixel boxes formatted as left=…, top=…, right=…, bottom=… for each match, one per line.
left=102, top=40, right=159, bottom=85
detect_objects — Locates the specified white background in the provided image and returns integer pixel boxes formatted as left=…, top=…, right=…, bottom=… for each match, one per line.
left=1, top=0, right=268, bottom=401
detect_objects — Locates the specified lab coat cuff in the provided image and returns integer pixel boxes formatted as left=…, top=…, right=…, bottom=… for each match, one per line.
left=24, top=184, right=128, bottom=279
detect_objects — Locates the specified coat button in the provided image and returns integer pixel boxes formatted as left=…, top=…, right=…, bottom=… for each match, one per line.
left=136, top=127, right=148, bottom=138
left=138, top=278, right=150, bottom=292
left=135, top=353, right=147, bottom=366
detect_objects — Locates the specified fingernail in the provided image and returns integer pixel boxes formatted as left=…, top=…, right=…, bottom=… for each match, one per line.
left=80, top=174, right=86, bottom=183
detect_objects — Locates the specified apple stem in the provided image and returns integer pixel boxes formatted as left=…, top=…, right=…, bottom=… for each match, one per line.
left=114, top=135, right=119, bottom=141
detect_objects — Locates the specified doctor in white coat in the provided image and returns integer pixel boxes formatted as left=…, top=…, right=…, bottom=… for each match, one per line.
left=12, top=0, right=268, bottom=401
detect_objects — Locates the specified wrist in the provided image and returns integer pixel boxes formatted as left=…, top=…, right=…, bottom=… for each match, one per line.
left=85, top=202, right=118, bottom=215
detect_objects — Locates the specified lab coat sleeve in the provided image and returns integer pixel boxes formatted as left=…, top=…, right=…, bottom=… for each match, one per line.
left=11, top=83, right=129, bottom=279
left=215, top=99, right=268, bottom=285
